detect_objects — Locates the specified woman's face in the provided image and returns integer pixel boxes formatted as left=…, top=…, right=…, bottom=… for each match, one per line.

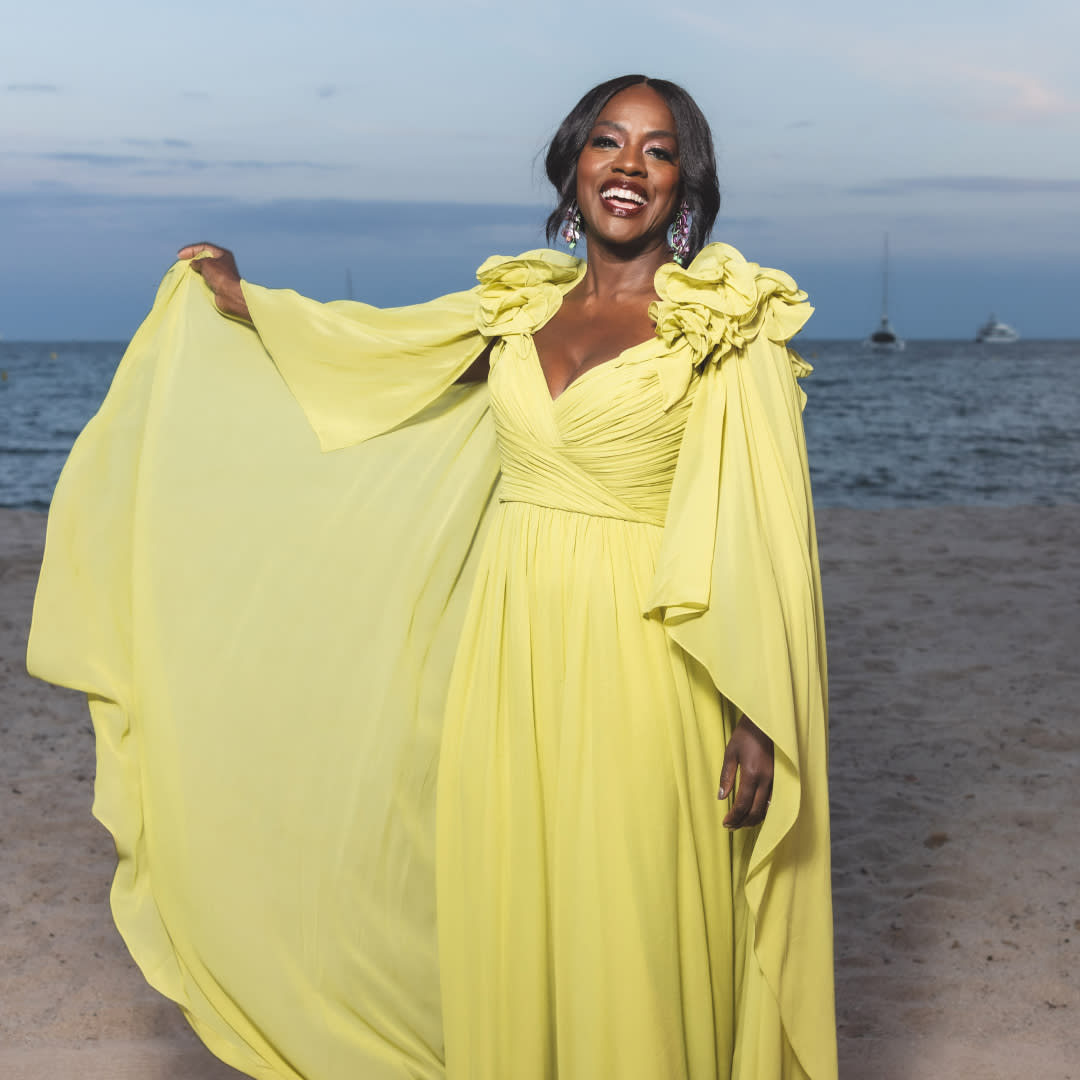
left=575, top=84, right=682, bottom=256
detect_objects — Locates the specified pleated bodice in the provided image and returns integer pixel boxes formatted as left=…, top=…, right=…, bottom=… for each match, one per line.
left=488, top=336, right=697, bottom=528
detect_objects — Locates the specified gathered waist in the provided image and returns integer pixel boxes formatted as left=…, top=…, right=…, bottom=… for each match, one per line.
left=496, top=474, right=666, bottom=528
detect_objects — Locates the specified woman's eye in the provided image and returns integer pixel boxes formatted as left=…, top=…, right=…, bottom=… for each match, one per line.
left=648, top=146, right=674, bottom=161
left=591, top=134, right=620, bottom=149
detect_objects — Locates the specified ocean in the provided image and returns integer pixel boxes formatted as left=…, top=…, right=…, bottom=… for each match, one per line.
left=1, top=339, right=1078, bottom=511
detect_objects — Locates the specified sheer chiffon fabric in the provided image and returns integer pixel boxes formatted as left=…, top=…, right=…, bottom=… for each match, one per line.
left=29, top=245, right=835, bottom=1079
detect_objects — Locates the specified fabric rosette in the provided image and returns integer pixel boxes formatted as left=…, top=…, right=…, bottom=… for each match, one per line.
left=649, top=242, right=813, bottom=371
left=475, top=250, right=585, bottom=337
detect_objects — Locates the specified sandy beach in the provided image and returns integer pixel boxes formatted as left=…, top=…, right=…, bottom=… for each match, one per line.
left=2, top=504, right=1077, bottom=1079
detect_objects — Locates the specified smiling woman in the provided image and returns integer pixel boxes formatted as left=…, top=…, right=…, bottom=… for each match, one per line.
left=544, top=75, right=721, bottom=266
left=29, top=74, right=836, bottom=1080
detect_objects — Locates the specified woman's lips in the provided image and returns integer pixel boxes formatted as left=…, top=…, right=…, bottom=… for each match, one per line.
left=600, top=185, right=648, bottom=216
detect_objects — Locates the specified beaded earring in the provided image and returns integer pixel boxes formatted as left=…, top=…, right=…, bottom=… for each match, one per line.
left=561, top=203, right=582, bottom=252
left=668, top=200, right=691, bottom=265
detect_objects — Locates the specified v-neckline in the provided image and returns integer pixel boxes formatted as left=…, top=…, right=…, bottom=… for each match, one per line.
left=530, top=335, right=660, bottom=404
left=530, top=281, right=662, bottom=405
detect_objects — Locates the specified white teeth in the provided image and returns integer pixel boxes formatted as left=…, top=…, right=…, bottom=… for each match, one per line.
left=601, top=187, right=646, bottom=205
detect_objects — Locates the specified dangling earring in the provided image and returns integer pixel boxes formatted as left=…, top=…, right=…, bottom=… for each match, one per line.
left=561, top=202, right=582, bottom=252
left=668, top=200, right=691, bottom=266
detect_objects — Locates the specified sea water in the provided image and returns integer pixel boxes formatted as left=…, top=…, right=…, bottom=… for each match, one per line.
left=1, top=339, right=1078, bottom=510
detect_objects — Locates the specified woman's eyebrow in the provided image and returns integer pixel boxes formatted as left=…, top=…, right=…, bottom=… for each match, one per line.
left=593, top=119, right=677, bottom=140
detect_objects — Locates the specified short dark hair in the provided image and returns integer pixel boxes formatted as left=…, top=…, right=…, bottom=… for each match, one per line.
left=544, top=75, right=721, bottom=262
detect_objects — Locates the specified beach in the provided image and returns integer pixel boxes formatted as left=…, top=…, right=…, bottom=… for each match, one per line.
left=2, top=504, right=1077, bottom=1079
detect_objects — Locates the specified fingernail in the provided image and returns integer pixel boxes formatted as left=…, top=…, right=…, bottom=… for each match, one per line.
left=717, top=786, right=725, bottom=799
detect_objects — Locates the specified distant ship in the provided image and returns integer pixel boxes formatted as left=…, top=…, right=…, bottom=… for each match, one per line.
left=975, top=315, right=1019, bottom=344
left=865, top=234, right=904, bottom=351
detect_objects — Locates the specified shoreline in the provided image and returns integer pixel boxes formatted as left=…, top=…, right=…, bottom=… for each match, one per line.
left=3, top=505, right=1078, bottom=1078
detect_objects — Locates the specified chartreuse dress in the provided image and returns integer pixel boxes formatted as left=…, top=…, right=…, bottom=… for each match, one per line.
left=28, top=244, right=835, bottom=1080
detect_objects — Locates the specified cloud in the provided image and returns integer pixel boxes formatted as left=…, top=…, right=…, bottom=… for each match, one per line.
left=0, top=187, right=545, bottom=237
left=217, top=197, right=543, bottom=236
left=316, top=84, right=338, bottom=99
left=35, top=151, right=340, bottom=172
left=6, top=83, right=59, bottom=93
left=42, top=152, right=146, bottom=167
left=669, top=6, right=1080, bottom=129
left=220, top=160, right=339, bottom=171
left=955, top=65, right=1080, bottom=124
left=849, top=176, right=1080, bottom=197
left=124, top=138, right=194, bottom=149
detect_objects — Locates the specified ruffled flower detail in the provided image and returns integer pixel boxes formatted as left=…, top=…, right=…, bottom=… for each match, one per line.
left=475, top=250, right=585, bottom=337
left=649, top=242, right=813, bottom=369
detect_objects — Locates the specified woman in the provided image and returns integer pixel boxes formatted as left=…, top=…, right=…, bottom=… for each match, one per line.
left=29, top=75, right=835, bottom=1079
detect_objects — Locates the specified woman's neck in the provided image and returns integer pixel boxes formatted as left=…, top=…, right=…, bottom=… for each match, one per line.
left=577, top=237, right=671, bottom=302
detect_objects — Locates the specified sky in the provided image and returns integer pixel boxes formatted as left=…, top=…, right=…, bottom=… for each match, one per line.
left=1, top=0, right=1078, bottom=339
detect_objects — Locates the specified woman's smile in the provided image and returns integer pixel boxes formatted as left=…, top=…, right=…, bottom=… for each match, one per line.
left=599, top=179, right=649, bottom=216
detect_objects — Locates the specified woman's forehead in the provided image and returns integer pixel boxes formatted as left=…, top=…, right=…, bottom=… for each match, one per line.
left=594, top=84, right=676, bottom=135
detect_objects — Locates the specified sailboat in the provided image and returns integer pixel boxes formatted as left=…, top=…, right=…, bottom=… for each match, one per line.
left=866, top=234, right=904, bottom=351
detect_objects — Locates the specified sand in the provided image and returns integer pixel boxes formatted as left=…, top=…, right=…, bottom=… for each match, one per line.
left=1, top=504, right=1077, bottom=1079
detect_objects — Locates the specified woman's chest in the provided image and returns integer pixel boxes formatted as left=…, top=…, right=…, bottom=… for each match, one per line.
left=487, top=335, right=697, bottom=457
left=531, top=302, right=659, bottom=402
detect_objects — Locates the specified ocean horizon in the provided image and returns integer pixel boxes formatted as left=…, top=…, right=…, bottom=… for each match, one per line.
left=2, top=338, right=1078, bottom=512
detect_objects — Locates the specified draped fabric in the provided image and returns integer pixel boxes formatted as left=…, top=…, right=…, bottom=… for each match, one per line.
left=28, top=244, right=836, bottom=1079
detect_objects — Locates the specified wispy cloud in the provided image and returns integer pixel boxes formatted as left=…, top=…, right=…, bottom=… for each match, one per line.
left=0, top=188, right=546, bottom=232
left=847, top=52, right=1080, bottom=127
left=956, top=65, right=1080, bottom=123
left=42, top=152, right=146, bottom=167
left=36, top=151, right=339, bottom=172
left=850, top=176, right=1080, bottom=197
left=6, top=83, right=59, bottom=93
left=0, top=188, right=548, bottom=268
left=124, top=138, right=193, bottom=149
left=669, top=7, right=1080, bottom=129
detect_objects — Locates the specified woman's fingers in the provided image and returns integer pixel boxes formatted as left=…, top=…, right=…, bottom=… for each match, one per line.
left=723, top=761, right=763, bottom=829
left=178, top=242, right=229, bottom=260
left=719, top=717, right=775, bottom=830
left=743, top=778, right=773, bottom=828
left=174, top=244, right=249, bottom=320
left=717, top=742, right=738, bottom=802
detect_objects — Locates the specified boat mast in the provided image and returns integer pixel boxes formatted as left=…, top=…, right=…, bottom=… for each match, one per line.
left=881, top=232, right=890, bottom=321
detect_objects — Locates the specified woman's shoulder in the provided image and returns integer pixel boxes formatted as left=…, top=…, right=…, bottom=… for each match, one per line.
left=651, top=241, right=813, bottom=358
left=474, top=249, right=586, bottom=337
left=654, top=242, right=806, bottom=317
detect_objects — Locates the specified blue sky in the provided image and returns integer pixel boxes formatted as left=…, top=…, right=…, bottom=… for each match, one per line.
left=2, top=0, right=1077, bottom=338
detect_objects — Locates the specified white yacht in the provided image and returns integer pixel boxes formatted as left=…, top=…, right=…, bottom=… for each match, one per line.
left=975, top=315, right=1019, bottom=344
left=865, top=234, right=904, bottom=351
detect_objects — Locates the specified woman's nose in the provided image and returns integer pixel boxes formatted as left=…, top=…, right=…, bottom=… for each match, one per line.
left=612, top=142, right=646, bottom=176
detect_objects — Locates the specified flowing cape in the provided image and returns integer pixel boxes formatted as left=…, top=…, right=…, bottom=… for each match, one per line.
left=28, top=246, right=835, bottom=1080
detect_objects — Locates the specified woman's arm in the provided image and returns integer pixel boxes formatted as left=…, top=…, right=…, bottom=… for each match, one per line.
left=177, top=243, right=250, bottom=322
left=456, top=341, right=495, bottom=384
left=178, top=245, right=495, bottom=387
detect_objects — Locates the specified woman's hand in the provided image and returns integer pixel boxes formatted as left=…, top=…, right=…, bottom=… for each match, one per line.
left=178, top=243, right=251, bottom=322
left=717, top=715, right=774, bottom=829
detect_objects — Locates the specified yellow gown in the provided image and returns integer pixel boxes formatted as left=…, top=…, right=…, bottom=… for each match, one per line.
left=28, top=245, right=836, bottom=1079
